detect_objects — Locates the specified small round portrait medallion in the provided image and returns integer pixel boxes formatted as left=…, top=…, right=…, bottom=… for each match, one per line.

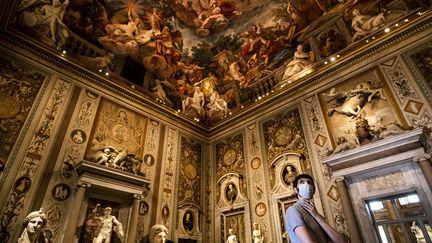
left=52, top=183, right=71, bottom=201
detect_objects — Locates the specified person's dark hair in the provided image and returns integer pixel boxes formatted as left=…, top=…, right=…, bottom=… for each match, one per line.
left=293, top=174, right=314, bottom=189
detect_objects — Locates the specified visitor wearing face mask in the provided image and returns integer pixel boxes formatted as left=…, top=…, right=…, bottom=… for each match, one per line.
left=285, top=174, right=345, bottom=243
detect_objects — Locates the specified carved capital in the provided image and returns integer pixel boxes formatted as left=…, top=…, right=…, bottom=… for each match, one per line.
left=335, top=176, right=346, bottom=183
left=76, top=181, right=91, bottom=189
left=133, top=193, right=144, bottom=200
left=413, top=154, right=431, bottom=163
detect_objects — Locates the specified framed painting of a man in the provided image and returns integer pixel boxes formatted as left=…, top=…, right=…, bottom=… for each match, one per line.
left=183, top=211, right=194, bottom=231
left=225, top=183, right=237, bottom=204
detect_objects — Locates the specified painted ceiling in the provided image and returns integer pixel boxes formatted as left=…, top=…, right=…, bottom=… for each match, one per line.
left=13, top=0, right=428, bottom=124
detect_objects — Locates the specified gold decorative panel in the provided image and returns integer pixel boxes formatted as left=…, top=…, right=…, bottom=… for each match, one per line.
left=178, top=137, right=202, bottom=204
left=0, top=57, right=46, bottom=168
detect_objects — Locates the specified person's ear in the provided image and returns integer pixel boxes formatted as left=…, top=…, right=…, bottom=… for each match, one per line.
left=293, top=186, right=298, bottom=194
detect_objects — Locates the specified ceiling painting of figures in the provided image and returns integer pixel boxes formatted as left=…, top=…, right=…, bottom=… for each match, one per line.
left=14, top=0, right=427, bottom=124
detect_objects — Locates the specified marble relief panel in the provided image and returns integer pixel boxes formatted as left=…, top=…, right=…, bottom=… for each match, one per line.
left=178, top=137, right=202, bottom=205
left=85, top=98, right=147, bottom=175
left=0, top=57, right=46, bottom=171
left=318, top=68, right=407, bottom=153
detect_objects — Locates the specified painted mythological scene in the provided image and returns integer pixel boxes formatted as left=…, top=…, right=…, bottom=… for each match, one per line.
left=14, top=0, right=426, bottom=123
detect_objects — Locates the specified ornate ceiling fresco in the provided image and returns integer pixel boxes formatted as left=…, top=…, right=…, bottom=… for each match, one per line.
left=13, top=0, right=428, bottom=124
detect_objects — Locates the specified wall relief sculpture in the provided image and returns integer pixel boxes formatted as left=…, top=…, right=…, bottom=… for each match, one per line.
left=319, top=68, right=408, bottom=154
left=85, top=98, right=147, bottom=175
left=262, top=109, right=306, bottom=161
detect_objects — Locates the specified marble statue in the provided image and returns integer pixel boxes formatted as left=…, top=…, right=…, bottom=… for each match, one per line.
left=18, top=208, right=48, bottom=243
left=226, top=228, right=238, bottom=243
left=252, top=223, right=264, bottom=243
left=411, top=221, right=426, bottom=243
left=92, top=204, right=124, bottom=243
left=351, top=9, right=385, bottom=42
left=153, top=79, right=167, bottom=101
left=282, top=45, right=311, bottom=81
left=182, top=86, right=205, bottom=116
left=90, top=52, right=115, bottom=70
left=149, top=224, right=168, bottom=243
left=41, top=0, right=70, bottom=48
left=207, top=90, right=228, bottom=119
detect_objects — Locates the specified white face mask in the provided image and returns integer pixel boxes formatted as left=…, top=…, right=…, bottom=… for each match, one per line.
left=298, top=183, right=314, bottom=199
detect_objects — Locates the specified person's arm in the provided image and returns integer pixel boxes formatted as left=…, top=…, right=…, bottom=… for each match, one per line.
left=302, top=200, right=345, bottom=243
left=294, top=225, right=318, bottom=243
left=286, top=205, right=317, bottom=243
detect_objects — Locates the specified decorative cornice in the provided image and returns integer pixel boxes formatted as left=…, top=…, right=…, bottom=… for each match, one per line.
left=323, top=129, right=426, bottom=176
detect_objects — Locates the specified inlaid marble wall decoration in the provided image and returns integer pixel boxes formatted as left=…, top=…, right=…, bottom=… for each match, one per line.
left=141, top=119, right=161, bottom=178
left=262, top=108, right=311, bottom=189
left=302, top=95, right=332, bottom=183
left=0, top=79, right=71, bottom=241
left=380, top=56, right=432, bottom=130
left=0, top=57, right=46, bottom=172
left=245, top=122, right=273, bottom=242
left=204, top=143, right=214, bottom=243
left=247, top=123, right=259, bottom=157
left=318, top=68, right=407, bottom=154
left=178, top=137, right=202, bottom=205
left=330, top=203, right=350, bottom=241
left=40, top=88, right=100, bottom=240
left=85, top=98, right=147, bottom=175
left=215, top=133, right=246, bottom=202
left=300, top=95, right=349, bottom=240
left=400, top=40, right=432, bottom=129
left=158, top=128, right=179, bottom=228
